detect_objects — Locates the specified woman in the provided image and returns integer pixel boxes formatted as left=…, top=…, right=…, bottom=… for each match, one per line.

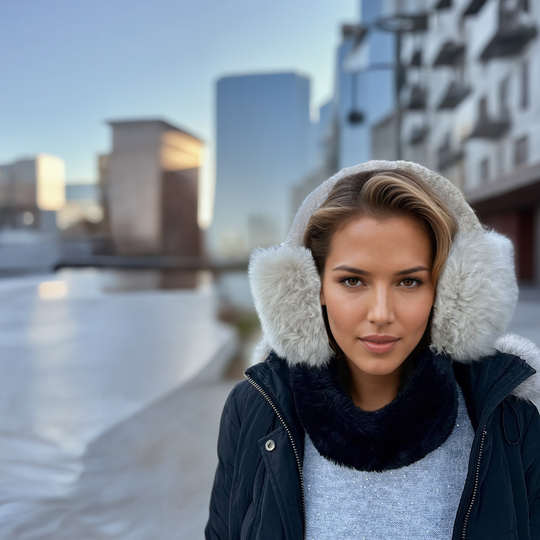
left=205, top=161, right=540, bottom=540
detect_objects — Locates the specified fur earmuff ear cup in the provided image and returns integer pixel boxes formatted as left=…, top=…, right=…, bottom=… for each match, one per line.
left=431, top=230, right=518, bottom=361
left=248, top=245, right=333, bottom=367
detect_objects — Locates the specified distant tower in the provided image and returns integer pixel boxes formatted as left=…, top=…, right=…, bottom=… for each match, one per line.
left=0, top=153, right=65, bottom=230
left=102, top=119, right=204, bottom=257
left=211, top=73, right=311, bottom=257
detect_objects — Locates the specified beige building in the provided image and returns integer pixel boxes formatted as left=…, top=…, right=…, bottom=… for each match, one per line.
left=101, top=119, right=204, bottom=257
left=0, top=154, right=65, bottom=230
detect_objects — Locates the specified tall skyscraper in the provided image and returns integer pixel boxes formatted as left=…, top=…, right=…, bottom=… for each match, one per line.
left=211, top=73, right=311, bottom=257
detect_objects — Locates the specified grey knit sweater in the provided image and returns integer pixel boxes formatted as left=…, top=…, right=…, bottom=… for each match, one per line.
left=303, top=387, right=474, bottom=540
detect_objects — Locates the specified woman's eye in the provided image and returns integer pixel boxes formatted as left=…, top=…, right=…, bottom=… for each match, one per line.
left=401, top=278, right=420, bottom=288
left=342, top=277, right=361, bottom=287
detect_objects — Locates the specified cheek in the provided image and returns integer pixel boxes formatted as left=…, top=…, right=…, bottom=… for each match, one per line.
left=324, top=288, right=366, bottom=332
left=396, top=293, right=434, bottom=330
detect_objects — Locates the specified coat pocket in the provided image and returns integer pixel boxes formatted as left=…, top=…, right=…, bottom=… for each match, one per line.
left=240, top=499, right=256, bottom=540
left=241, top=458, right=267, bottom=540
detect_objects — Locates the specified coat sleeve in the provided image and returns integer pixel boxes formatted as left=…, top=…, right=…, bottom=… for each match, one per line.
left=205, top=382, right=243, bottom=540
left=522, top=402, right=540, bottom=540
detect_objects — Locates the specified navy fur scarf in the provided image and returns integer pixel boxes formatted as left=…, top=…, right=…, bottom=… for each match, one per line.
left=290, top=349, right=458, bottom=472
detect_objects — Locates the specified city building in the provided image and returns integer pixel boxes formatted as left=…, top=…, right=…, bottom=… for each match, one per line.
left=211, top=72, right=311, bottom=257
left=338, top=1, right=398, bottom=168
left=0, top=154, right=65, bottom=230
left=291, top=100, right=336, bottom=216
left=398, top=0, right=540, bottom=283
left=0, top=155, right=96, bottom=274
left=57, top=183, right=104, bottom=231
left=325, top=0, right=540, bottom=284
left=101, top=119, right=204, bottom=257
left=292, top=0, right=409, bottom=213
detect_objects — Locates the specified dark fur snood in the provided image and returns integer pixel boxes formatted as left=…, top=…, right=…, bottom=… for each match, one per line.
left=290, top=349, right=458, bottom=472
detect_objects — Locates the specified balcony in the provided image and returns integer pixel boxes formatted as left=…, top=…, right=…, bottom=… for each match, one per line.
left=342, top=24, right=368, bottom=42
left=406, top=85, right=427, bottom=110
left=463, top=0, right=488, bottom=17
left=436, top=0, right=452, bottom=9
left=409, top=125, right=429, bottom=146
left=409, top=49, right=422, bottom=67
left=480, top=6, right=537, bottom=60
left=437, top=81, right=471, bottom=109
left=438, top=145, right=464, bottom=171
left=468, top=115, right=510, bottom=139
left=433, top=42, right=465, bottom=67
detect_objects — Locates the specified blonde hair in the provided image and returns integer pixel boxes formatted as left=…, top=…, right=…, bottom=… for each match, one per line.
left=303, top=169, right=458, bottom=288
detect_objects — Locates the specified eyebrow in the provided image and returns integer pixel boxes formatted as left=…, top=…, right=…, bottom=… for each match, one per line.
left=331, top=265, right=430, bottom=277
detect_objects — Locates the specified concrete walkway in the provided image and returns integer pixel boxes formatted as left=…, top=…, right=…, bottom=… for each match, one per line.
left=165, top=379, right=239, bottom=540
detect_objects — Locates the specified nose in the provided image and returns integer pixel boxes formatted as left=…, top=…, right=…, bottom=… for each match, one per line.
left=367, top=285, right=394, bottom=327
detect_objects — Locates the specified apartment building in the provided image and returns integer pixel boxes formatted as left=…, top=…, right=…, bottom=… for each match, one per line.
left=398, top=0, right=539, bottom=282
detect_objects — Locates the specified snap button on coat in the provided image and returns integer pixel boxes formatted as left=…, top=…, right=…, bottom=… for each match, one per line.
left=265, top=439, right=276, bottom=452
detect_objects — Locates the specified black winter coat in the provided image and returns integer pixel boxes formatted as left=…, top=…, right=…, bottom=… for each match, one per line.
left=205, top=350, right=540, bottom=540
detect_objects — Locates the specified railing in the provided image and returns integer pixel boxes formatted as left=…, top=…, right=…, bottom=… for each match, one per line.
left=54, top=255, right=249, bottom=273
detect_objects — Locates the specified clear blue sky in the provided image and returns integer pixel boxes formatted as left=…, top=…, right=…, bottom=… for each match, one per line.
left=0, top=0, right=358, bottom=183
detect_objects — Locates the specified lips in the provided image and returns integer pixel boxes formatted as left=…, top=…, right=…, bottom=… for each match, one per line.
left=359, top=335, right=400, bottom=354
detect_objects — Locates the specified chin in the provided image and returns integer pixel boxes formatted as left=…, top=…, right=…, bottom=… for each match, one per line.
left=348, top=353, right=404, bottom=377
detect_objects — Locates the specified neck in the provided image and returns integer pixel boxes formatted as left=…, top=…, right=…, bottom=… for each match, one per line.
left=346, top=361, right=403, bottom=411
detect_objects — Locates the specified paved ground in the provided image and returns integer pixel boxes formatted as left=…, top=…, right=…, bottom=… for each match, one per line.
left=173, top=379, right=239, bottom=540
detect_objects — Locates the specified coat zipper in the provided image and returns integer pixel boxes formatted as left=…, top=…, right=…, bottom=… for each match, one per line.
left=461, top=425, right=487, bottom=540
left=244, top=372, right=306, bottom=539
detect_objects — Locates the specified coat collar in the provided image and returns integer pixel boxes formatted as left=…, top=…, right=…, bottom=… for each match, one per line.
left=245, top=346, right=537, bottom=449
left=453, top=350, right=536, bottom=429
left=244, top=353, right=305, bottom=458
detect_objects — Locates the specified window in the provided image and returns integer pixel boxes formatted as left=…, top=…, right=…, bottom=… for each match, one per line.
left=499, top=77, right=510, bottom=119
left=480, top=158, right=490, bottom=183
left=496, top=143, right=506, bottom=175
left=514, top=136, right=528, bottom=166
left=479, top=97, right=488, bottom=120
left=503, top=0, right=525, bottom=10
left=520, top=61, right=529, bottom=109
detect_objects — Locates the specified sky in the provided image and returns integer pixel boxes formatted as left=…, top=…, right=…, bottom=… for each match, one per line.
left=0, top=0, right=358, bottom=185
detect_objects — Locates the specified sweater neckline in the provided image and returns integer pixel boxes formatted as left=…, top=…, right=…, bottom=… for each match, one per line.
left=290, top=348, right=458, bottom=472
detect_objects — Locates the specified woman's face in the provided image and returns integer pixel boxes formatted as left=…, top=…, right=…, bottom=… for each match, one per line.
left=320, top=215, right=435, bottom=379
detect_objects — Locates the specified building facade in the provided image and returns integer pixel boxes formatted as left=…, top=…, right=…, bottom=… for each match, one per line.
left=291, top=0, right=399, bottom=223
left=0, top=154, right=65, bottom=230
left=57, top=183, right=104, bottom=232
left=211, top=73, right=311, bottom=257
left=398, top=0, right=540, bottom=283
left=339, top=0, right=398, bottom=167
left=101, top=119, right=204, bottom=257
